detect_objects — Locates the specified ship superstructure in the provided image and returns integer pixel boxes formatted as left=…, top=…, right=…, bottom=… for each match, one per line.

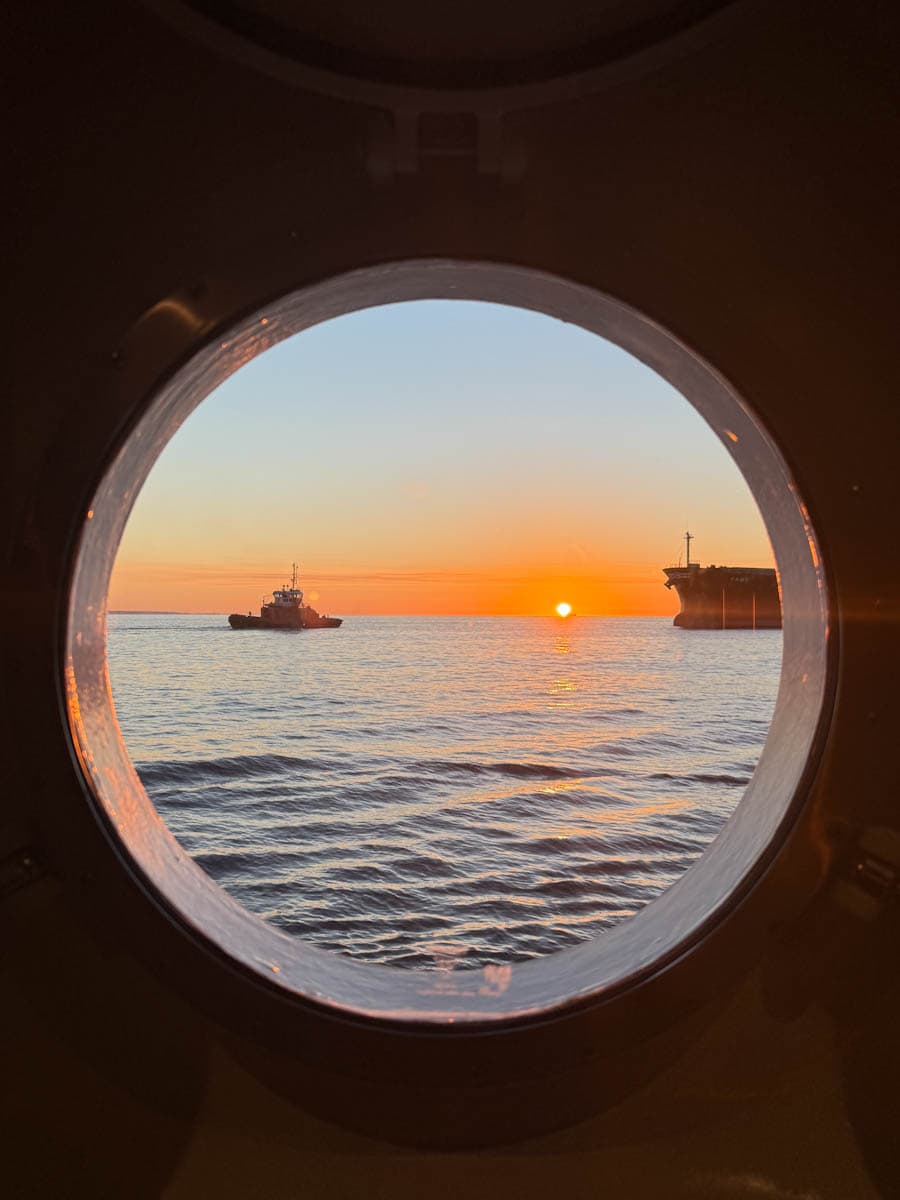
left=663, top=533, right=781, bottom=629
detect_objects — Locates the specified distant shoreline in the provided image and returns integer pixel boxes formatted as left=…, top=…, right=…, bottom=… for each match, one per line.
left=110, top=610, right=227, bottom=616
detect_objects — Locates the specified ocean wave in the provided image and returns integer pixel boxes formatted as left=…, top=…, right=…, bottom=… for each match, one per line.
left=650, top=771, right=751, bottom=786
left=109, top=613, right=781, bottom=969
left=136, top=752, right=346, bottom=787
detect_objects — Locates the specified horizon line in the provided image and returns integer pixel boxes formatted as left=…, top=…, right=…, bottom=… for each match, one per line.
left=109, top=609, right=675, bottom=618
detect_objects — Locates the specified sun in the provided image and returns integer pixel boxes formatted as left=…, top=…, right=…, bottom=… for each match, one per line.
left=555, top=602, right=573, bottom=618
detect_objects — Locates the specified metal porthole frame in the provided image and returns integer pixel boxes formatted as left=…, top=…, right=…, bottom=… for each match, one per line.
left=61, top=258, right=836, bottom=1144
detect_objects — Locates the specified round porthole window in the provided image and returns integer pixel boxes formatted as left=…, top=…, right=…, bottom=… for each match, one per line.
left=65, top=260, right=831, bottom=1025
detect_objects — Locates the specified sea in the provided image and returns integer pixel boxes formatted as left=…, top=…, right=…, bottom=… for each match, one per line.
left=107, top=614, right=782, bottom=970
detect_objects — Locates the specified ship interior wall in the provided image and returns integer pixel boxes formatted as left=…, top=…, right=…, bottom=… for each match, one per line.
left=2, top=2, right=899, bottom=1196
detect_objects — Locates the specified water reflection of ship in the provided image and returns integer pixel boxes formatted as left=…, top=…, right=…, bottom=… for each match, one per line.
left=228, top=564, right=343, bottom=630
left=663, top=532, right=782, bottom=630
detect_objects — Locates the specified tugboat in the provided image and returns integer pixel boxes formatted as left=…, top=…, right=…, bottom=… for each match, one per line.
left=663, top=532, right=782, bottom=629
left=228, top=564, right=343, bottom=630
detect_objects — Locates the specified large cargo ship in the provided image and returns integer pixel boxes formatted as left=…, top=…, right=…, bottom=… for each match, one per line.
left=228, top=564, right=342, bottom=630
left=663, top=532, right=781, bottom=629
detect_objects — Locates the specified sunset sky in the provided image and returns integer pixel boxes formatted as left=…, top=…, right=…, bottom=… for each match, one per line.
left=110, top=300, right=774, bottom=616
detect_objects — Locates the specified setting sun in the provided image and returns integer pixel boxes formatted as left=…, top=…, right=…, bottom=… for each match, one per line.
left=555, top=602, right=573, bottom=618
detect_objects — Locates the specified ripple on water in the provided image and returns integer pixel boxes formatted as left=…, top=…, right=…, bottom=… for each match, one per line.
left=109, top=614, right=781, bottom=969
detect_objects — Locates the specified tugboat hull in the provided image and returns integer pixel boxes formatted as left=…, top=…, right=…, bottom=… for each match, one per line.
left=228, top=612, right=342, bottom=630
left=228, top=614, right=266, bottom=629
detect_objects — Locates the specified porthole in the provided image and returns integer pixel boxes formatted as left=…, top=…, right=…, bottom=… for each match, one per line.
left=106, top=300, right=782, bottom=972
left=65, top=260, right=831, bottom=1026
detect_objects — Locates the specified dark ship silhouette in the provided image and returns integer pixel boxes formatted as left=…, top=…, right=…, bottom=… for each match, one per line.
left=663, top=532, right=782, bottom=629
left=228, top=564, right=342, bottom=630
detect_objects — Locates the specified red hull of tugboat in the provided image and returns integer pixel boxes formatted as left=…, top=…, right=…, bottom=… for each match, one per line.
left=228, top=614, right=264, bottom=629
left=228, top=610, right=342, bottom=630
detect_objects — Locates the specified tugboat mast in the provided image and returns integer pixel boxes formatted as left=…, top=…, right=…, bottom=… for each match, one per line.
left=291, top=562, right=299, bottom=591
left=685, top=531, right=693, bottom=567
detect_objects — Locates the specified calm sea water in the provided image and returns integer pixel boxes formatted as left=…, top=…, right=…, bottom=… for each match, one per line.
left=107, top=614, right=781, bottom=970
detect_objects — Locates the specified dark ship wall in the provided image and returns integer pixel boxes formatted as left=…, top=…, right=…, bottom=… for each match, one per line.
left=664, top=567, right=782, bottom=629
left=3, top=3, right=900, bottom=1199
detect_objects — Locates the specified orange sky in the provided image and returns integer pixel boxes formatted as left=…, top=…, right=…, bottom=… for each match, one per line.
left=107, top=301, right=774, bottom=616
left=108, top=559, right=684, bottom=617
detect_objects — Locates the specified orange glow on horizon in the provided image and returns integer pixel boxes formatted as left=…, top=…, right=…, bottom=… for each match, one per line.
left=107, top=558, right=689, bottom=617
